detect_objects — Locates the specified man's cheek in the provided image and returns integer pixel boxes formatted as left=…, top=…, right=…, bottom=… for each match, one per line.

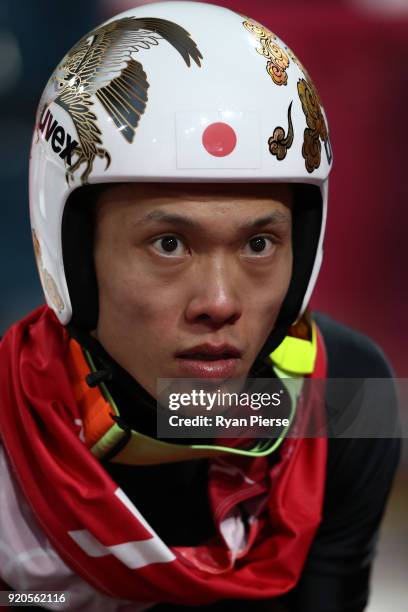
left=127, top=289, right=182, bottom=326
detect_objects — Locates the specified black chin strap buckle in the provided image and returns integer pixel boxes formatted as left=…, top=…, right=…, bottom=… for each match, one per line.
left=110, top=413, right=131, bottom=433
left=101, top=414, right=132, bottom=462
left=85, top=367, right=112, bottom=388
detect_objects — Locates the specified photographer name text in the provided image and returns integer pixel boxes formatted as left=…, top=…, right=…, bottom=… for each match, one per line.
left=168, top=415, right=290, bottom=428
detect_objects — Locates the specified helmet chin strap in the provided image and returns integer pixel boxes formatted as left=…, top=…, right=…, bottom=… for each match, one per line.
left=85, top=346, right=298, bottom=463
left=66, top=315, right=316, bottom=465
left=67, top=319, right=288, bottom=445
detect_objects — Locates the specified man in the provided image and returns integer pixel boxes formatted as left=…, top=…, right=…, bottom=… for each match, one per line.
left=0, top=2, right=400, bottom=610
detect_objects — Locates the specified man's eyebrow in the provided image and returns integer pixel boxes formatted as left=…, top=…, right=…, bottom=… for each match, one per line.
left=240, top=212, right=291, bottom=229
left=138, top=210, right=290, bottom=229
left=139, top=210, right=197, bottom=228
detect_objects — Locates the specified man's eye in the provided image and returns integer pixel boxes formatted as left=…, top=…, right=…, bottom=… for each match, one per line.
left=151, top=235, right=187, bottom=257
left=243, top=235, right=277, bottom=256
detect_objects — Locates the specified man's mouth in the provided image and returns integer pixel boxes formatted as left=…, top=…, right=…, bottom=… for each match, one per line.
left=182, top=353, right=234, bottom=361
left=175, top=344, right=242, bottom=378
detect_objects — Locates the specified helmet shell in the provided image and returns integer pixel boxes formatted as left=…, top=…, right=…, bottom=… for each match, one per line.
left=29, top=1, right=332, bottom=325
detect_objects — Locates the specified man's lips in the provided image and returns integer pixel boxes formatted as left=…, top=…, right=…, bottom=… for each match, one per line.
left=175, top=344, right=242, bottom=378
left=176, top=343, right=242, bottom=359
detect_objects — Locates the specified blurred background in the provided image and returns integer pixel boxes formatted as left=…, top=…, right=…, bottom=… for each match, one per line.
left=0, top=0, right=407, bottom=609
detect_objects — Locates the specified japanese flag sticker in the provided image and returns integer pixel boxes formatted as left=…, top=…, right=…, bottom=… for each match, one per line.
left=176, top=111, right=261, bottom=169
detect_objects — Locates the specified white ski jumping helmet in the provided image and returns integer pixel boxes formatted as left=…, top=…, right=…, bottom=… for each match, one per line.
left=29, top=0, right=333, bottom=355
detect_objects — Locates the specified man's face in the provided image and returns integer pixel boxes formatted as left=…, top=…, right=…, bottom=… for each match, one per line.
left=94, top=183, right=293, bottom=398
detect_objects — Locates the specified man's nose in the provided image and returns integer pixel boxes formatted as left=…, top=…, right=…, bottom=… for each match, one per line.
left=184, top=256, right=242, bottom=329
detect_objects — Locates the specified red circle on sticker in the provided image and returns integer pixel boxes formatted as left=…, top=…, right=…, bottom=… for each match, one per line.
left=202, top=122, right=237, bottom=157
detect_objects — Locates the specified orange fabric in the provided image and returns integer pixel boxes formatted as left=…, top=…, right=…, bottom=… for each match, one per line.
left=65, top=338, right=114, bottom=450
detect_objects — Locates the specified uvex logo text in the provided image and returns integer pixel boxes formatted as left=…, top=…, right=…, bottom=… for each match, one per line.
left=38, top=108, right=79, bottom=165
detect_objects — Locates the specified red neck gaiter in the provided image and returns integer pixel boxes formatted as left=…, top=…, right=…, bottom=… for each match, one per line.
left=0, top=306, right=327, bottom=605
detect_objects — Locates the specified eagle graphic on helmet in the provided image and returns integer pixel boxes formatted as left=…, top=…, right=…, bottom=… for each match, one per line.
left=45, top=17, right=202, bottom=183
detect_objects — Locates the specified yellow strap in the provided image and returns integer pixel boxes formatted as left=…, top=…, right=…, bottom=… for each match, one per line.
left=268, top=319, right=317, bottom=375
